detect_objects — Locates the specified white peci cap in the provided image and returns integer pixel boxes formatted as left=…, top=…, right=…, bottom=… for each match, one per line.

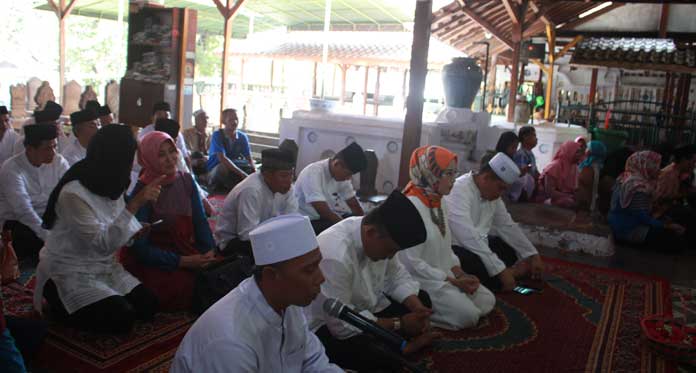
left=249, top=214, right=319, bottom=266
left=489, top=152, right=521, bottom=185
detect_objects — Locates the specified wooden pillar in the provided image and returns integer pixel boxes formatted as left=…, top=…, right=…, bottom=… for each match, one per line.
left=59, top=6, right=66, bottom=105
left=659, top=4, right=670, bottom=38
left=679, top=74, right=691, bottom=117
left=543, top=24, right=555, bottom=119
left=269, top=60, right=275, bottom=89
left=215, top=0, right=247, bottom=116
left=398, top=0, right=432, bottom=188
left=663, top=73, right=672, bottom=107
left=312, top=62, right=318, bottom=97
left=339, top=64, right=348, bottom=105
left=401, top=69, right=409, bottom=108
left=674, top=74, right=685, bottom=115
left=48, top=0, right=78, bottom=106
left=362, top=66, right=369, bottom=115
left=239, top=58, right=245, bottom=92
left=589, top=68, right=598, bottom=105
left=373, top=67, right=381, bottom=116
left=487, top=54, right=498, bottom=110
left=507, top=43, right=520, bottom=122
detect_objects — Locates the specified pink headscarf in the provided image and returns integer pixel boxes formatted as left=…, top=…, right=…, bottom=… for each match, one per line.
left=617, top=151, right=662, bottom=208
left=138, top=131, right=179, bottom=185
left=541, top=141, right=582, bottom=193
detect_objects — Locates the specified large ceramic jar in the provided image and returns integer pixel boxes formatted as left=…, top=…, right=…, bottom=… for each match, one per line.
left=442, top=57, right=483, bottom=109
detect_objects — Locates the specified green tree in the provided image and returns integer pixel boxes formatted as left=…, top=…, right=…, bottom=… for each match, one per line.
left=195, top=33, right=223, bottom=78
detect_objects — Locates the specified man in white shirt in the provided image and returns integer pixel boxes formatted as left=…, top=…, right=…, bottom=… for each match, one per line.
left=62, top=109, right=100, bottom=166
left=0, top=123, right=69, bottom=258
left=171, top=214, right=341, bottom=373
left=295, top=142, right=367, bottom=234
left=444, top=153, right=545, bottom=292
left=306, top=190, right=437, bottom=372
left=138, top=102, right=191, bottom=169
left=216, top=148, right=298, bottom=258
left=0, top=106, right=20, bottom=166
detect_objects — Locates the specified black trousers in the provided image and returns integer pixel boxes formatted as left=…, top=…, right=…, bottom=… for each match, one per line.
left=220, top=238, right=254, bottom=261
left=4, top=316, right=47, bottom=364
left=311, top=219, right=336, bottom=235
left=3, top=221, right=43, bottom=260
left=315, top=290, right=431, bottom=372
left=43, top=279, right=158, bottom=334
left=453, top=236, right=519, bottom=292
left=664, top=204, right=696, bottom=248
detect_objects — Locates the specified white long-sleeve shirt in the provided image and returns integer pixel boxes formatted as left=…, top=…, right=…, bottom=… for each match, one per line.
left=397, top=196, right=460, bottom=286
left=171, top=277, right=342, bottom=373
left=215, top=172, right=298, bottom=247
left=60, top=137, right=86, bottom=166
left=295, top=159, right=356, bottom=220
left=0, top=152, right=69, bottom=240
left=0, top=128, right=20, bottom=166
left=444, top=173, right=538, bottom=276
left=305, top=217, right=420, bottom=339
left=34, top=180, right=142, bottom=314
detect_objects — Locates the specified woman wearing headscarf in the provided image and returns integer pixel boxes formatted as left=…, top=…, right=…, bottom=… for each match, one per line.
left=608, top=151, right=686, bottom=251
left=120, top=131, right=218, bottom=312
left=538, top=141, right=583, bottom=208
left=35, top=125, right=160, bottom=334
left=576, top=141, right=607, bottom=213
left=398, top=146, right=495, bottom=330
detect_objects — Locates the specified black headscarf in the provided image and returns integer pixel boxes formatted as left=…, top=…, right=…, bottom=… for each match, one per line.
left=43, top=124, right=138, bottom=229
left=495, top=131, right=519, bottom=158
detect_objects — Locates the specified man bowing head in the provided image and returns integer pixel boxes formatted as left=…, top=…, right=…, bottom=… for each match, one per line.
left=171, top=214, right=342, bottom=373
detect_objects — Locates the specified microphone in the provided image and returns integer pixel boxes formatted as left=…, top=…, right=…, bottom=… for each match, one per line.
left=323, top=298, right=407, bottom=351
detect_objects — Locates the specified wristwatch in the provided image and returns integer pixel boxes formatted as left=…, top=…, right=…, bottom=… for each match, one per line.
left=393, top=318, right=401, bottom=331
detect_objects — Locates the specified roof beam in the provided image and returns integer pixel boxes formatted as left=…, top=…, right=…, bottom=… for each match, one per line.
left=557, top=3, right=622, bottom=31
left=527, top=1, right=554, bottom=28
left=456, top=0, right=513, bottom=49
left=502, top=0, right=521, bottom=25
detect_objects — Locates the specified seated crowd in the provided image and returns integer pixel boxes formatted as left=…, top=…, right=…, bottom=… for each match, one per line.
left=0, top=100, right=693, bottom=372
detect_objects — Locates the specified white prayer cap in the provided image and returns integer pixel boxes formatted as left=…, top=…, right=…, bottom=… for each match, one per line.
left=488, top=152, right=520, bottom=184
left=249, top=214, right=319, bottom=266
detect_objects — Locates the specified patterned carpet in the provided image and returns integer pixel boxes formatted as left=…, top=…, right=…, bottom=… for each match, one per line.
left=407, top=257, right=677, bottom=373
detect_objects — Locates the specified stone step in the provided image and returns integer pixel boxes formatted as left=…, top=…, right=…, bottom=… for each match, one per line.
left=247, top=131, right=280, bottom=147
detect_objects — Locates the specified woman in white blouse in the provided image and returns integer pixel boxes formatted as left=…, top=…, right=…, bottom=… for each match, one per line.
left=398, top=145, right=495, bottom=330
left=34, top=125, right=164, bottom=334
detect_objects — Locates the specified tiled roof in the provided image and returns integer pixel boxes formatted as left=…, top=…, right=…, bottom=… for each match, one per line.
left=571, top=37, right=696, bottom=72
left=229, top=31, right=464, bottom=68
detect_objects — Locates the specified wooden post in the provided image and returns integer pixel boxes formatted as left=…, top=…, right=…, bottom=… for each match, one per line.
left=679, top=74, right=691, bottom=119
left=269, top=60, right=275, bottom=89
left=339, top=64, right=348, bottom=105
left=401, top=69, right=409, bottom=108
left=362, top=66, right=369, bottom=115
left=239, top=58, right=245, bottom=92
left=589, top=68, right=598, bottom=105
left=312, top=62, right=318, bottom=97
left=659, top=4, right=670, bottom=38
left=48, top=0, right=78, bottom=106
left=59, top=1, right=66, bottom=105
left=487, top=54, right=498, bottom=110
left=398, top=0, right=431, bottom=188
left=543, top=24, right=555, bottom=119
left=662, top=73, right=672, bottom=107
left=507, top=38, right=521, bottom=122
left=373, top=67, right=381, bottom=116
left=214, top=0, right=247, bottom=116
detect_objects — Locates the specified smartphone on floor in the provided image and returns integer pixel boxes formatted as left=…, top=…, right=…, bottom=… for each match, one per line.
left=513, top=286, right=538, bottom=295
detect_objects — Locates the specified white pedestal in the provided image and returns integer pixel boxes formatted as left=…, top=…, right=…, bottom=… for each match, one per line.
left=280, top=110, right=440, bottom=194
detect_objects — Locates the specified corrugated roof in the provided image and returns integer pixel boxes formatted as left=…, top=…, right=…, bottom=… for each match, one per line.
left=228, top=31, right=464, bottom=67
left=33, top=0, right=415, bottom=38
left=571, top=37, right=696, bottom=72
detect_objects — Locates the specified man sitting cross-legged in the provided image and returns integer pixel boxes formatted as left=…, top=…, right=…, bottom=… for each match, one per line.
left=445, top=153, right=544, bottom=292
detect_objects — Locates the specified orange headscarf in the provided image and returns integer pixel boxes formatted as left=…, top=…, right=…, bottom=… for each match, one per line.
left=403, top=145, right=458, bottom=208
